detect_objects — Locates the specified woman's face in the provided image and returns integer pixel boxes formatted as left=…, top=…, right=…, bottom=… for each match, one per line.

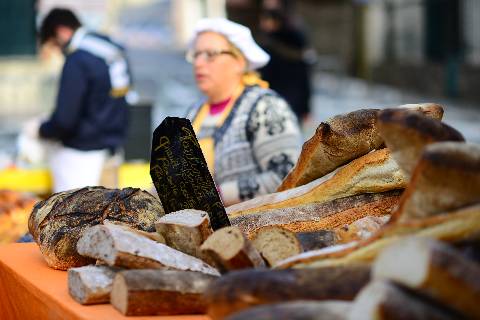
left=192, top=32, right=246, bottom=102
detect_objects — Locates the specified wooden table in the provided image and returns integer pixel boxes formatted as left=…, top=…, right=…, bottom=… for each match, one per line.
left=0, top=243, right=210, bottom=320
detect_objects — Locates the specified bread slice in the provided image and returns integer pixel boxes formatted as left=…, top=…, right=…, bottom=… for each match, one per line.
left=231, top=190, right=401, bottom=237
left=251, top=226, right=303, bottom=266
left=275, top=203, right=480, bottom=269
left=348, top=280, right=459, bottom=320
left=200, top=226, right=265, bottom=272
left=110, top=269, right=216, bottom=316
left=76, top=223, right=219, bottom=276
left=205, top=265, right=370, bottom=320
left=68, top=265, right=120, bottom=305
left=155, top=209, right=214, bottom=264
left=377, top=108, right=464, bottom=180
left=277, top=109, right=383, bottom=191
left=373, top=237, right=480, bottom=319
left=227, top=300, right=351, bottom=320
left=228, top=148, right=406, bottom=218
left=392, top=142, right=480, bottom=222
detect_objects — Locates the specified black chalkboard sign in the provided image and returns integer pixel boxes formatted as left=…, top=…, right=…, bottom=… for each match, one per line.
left=150, top=117, right=230, bottom=230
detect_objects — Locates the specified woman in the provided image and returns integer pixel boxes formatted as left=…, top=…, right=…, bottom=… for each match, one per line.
left=186, top=18, right=302, bottom=206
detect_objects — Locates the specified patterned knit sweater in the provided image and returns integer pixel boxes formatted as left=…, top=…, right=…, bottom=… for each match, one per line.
left=187, top=85, right=303, bottom=206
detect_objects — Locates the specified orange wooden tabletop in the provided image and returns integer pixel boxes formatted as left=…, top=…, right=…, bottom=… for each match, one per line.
left=0, top=243, right=211, bottom=320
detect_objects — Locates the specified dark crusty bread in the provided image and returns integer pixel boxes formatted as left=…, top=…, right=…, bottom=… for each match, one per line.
left=392, top=142, right=480, bottom=222
left=277, top=104, right=444, bottom=192
left=226, top=300, right=351, bottom=320
left=373, top=237, right=480, bottom=319
left=110, top=269, right=216, bottom=316
left=205, top=265, right=370, bottom=320
left=228, top=148, right=405, bottom=218
left=377, top=108, right=464, bottom=180
left=28, top=187, right=164, bottom=270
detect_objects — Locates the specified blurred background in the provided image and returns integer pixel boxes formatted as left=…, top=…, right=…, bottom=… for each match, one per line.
left=0, top=0, right=479, bottom=201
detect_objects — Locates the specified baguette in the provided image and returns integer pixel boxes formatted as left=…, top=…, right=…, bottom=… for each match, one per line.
left=276, top=203, right=480, bottom=269
left=228, top=148, right=405, bottom=218
left=226, top=300, right=350, bottom=320
left=231, top=190, right=401, bottom=237
left=373, top=237, right=480, bottom=319
left=76, top=223, right=219, bottom=276
left=377, top=108, right=464, bottom=180
left=392, top=142, right=480, bottom=222
left=111, top=269, right=216, bottom=316
left=348, top=280, right=459, bottom=320
left=335, top=216, right=390, bottom=244
left=205, top=265, right=370, bottom=320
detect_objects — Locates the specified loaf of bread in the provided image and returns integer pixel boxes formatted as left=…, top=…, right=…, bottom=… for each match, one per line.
left=205, top=265, right=370, bottom=320
left=231, top=190, right=401, bottom=237
left=226, top=300, right=351, bottom=320
left=200, top=226, right=265, bottom=272
left=392, top=142, right=480, bottom=222
left=276, top=203, right=480, bottom=269
left=335, top=215, right=390, bottom=244
left=28, top=187, right=165, bottom=270
left=251, top=226, right=303, bottom=266
left=373, top=237, right=480, bottom=319
left=110, top=269, right=216, bottom=316
left=377, top=108, right=464, bottom=180
left=76, top=223, right=220, bottom=276
left=277, top=109, right=383, bottom=191
left=277, top=103, right=444, bottom=192
left=348, top=280, right=459, bottom=320
left=228, top=148, right=406, bottom=218
left=68, top=265, right=120, bottom=305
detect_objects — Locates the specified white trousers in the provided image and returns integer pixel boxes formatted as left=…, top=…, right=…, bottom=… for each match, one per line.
left=49, top=145, right=108, bottom=193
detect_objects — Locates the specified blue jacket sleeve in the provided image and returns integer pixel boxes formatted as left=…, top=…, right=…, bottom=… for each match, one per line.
left=39, top=55, right=88, bottom=141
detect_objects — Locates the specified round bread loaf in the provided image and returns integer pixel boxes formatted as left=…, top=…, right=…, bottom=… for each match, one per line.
left=28, top=187, right=164, bottom=270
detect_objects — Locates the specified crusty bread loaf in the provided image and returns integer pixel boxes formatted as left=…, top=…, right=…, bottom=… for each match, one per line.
left=155, top=209, right=214, bottom=264
left=28, top=187, right=165, bottom=270
left=373, top=237, right=480, bottom=319
left=68, top=265, right=120, bottom=305
left=228, top=148, right=406, bottom=218
left=275, top=203, right=480, bottom=269
left=335, top=216, right=390, bottom=244
left=277, top=104, right=444, bottom=192
left=110, top=269, right=216, bottom=316
left=205, top=265, right=370, bottom=320
left=226, top=300, right=351, bottom=320
left=392, top=142, right=480, bottom=222
left=231, top=190, right=401, bottom=237
left=348, top=280, right=459, bottom=320
left=277, top=109, right=383, bottom=191
left=76, top=223, right=220, bottom=276
left=377, top=108, right=464, bottom=180
left=296, top=230, right=337, bottom=251
left=251, top=226, right=302, bottom=266
left=200, top=226, right=265, bottom=272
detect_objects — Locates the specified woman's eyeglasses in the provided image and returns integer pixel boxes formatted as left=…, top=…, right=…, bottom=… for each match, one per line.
left=186, top=49, right=236, bottom=63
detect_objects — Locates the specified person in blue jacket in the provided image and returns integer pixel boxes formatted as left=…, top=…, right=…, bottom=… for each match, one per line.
left=35, top=8, right=132, bottom=192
